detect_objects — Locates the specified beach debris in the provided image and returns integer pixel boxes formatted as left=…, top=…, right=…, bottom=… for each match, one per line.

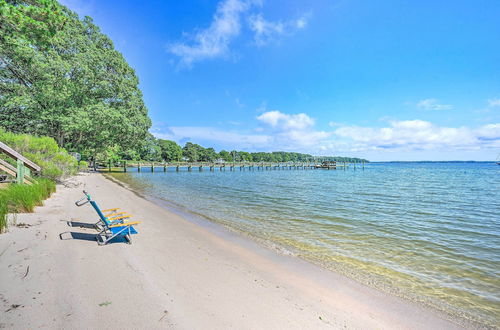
left=22, top=265, right=29, bottom=279
left=17, top=247, right=28, bottom=253
left=159, top=310, right=169, bottom=322
left=98, top=301, right=112, bottom=307
left=5, top=304, right=22, bottom=312
left=15, top=223, right=31, bottom=228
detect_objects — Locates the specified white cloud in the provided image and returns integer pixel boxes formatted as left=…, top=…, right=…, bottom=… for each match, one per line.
left=476, top=123, right=500, bottom=140
left=333, top=120, right=500, bottom=151
left=256, top=110, right=330, bottom=148
left=168, top=0, right=310, bottom=66
left=167, top=0, right=252, bottom=67
left=488, top=98, right=500, bottom=107
left=248, top=13, right=309, bottom=46
left=295, top=16, right=308, bottom=29
left=416, top=98, right=453, bottom=111
left=257, top=110, right=315, bottom=130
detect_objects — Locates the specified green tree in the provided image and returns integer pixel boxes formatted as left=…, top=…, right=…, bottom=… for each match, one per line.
left=0, top=0, right=151, bottom=159
left=218, top=150, right=231, bottom=162
left=139, top=134, right=161, bottom=161
left=239, top=151, right=252, bottom=161
left=200, top=147, right=217, bottom=162
left=157, top=139, right=182, bottom=162
left=182, top=142, right=199, bottom=162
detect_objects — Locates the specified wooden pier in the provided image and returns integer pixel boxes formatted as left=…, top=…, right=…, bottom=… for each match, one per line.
left=95, top=160, right=365, bottom=173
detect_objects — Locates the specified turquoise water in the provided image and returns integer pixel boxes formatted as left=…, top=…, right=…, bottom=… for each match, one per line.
left=111, top=163, right=500, bottom=326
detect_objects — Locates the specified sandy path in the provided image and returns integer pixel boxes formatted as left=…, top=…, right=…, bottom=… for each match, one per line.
left=0, top=173, right=468, bottom=329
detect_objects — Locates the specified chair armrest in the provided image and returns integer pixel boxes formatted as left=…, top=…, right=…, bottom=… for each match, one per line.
left=102, top=208, right=120, bottom=212
left=105, top=212, right=127, bottom=217
left=107, top=214, right=132, bottom=221
left=109, top=221, right=140, bottom=228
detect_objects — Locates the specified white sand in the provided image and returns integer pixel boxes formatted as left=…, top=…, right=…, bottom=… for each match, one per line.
left=0, top=173, right=471, bottom=329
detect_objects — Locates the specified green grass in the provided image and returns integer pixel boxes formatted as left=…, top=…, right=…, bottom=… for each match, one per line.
left=0, top=178, right=56, bottom=233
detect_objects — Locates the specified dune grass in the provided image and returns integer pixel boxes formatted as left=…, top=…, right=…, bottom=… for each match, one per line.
left=0, top=178, right=56, bottom=233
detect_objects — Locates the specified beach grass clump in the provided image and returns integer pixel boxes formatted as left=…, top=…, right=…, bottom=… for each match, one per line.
left=0, top=179, right=56, bottom=233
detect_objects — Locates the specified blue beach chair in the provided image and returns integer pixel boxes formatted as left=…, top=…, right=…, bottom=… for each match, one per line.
left=75, top=191, right=133, bottom=228
left=75, top=190, right=139, bottom=245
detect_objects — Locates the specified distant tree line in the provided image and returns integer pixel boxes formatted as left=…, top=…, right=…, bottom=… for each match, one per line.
left=132, top=138, right=369, bottom=164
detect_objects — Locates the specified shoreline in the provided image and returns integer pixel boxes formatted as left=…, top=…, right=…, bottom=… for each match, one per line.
left=0, top=173, right=481, bottom=329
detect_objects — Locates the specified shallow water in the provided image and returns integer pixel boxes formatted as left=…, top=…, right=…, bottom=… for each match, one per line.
left=110, top=162, right=500, bottom=326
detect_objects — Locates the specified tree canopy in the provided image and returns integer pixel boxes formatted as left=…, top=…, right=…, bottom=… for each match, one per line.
left=0, top=0, right=151, bottom=159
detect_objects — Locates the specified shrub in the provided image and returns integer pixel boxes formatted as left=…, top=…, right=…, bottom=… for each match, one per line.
left=79, top=160, right=89, bottom=170
left=0, top=128, right=78, bottom=181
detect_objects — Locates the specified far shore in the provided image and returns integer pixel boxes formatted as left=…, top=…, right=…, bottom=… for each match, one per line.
left=0, top=172, right=476, bottom=329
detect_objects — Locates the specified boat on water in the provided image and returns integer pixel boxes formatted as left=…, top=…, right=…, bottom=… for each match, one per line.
left=315, top=161, right=337, bottom=169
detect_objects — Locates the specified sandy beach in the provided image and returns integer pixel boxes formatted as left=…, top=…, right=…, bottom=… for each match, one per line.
left=0, top=173, right=472, bottom=329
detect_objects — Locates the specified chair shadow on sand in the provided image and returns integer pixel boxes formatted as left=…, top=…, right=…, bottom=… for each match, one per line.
left=59, top=231, right=128, bottom=244
left=65, top=219, right=97, bottom=229
left=60, top=220, right=128, bottom=244
left=59, top=231, right=97, bottom=242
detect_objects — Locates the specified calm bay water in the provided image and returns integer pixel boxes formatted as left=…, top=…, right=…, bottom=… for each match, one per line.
left=111, top=162, right=500, bottom=326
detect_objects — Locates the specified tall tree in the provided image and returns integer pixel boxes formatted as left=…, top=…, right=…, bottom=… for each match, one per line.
left=0, top=0, right=151, bottom=158
left=218, top=150, right=231, bottom=162
left=182, top=142, right=199, bottom=162
left=157, top=139, right=182, bottom=162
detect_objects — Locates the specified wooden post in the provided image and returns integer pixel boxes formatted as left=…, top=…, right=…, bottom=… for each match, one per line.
left=138, top=162, right=141, bottom=172
left=16, top=159, right=24, bottom=184
left=124, top=160, right=127, bottom=172
left=108, top=159, right=111, bottom=172
left=176, top=165, right=180, bottom=172
left=164, top=163, right=167, bottom=172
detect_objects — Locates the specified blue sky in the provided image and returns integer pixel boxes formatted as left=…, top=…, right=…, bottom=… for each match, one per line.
left=60, top=0, right=500, bottom=161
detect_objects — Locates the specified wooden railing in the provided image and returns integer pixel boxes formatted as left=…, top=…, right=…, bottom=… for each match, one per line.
left=0, top=141, right=41, bottom=184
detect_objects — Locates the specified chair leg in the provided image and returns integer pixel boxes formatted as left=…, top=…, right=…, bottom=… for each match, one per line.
left=97, top=226, right=130, bottom=246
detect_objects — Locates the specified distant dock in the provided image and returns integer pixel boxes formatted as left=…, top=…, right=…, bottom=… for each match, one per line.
left=94, top=160, right=365, bottom=173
